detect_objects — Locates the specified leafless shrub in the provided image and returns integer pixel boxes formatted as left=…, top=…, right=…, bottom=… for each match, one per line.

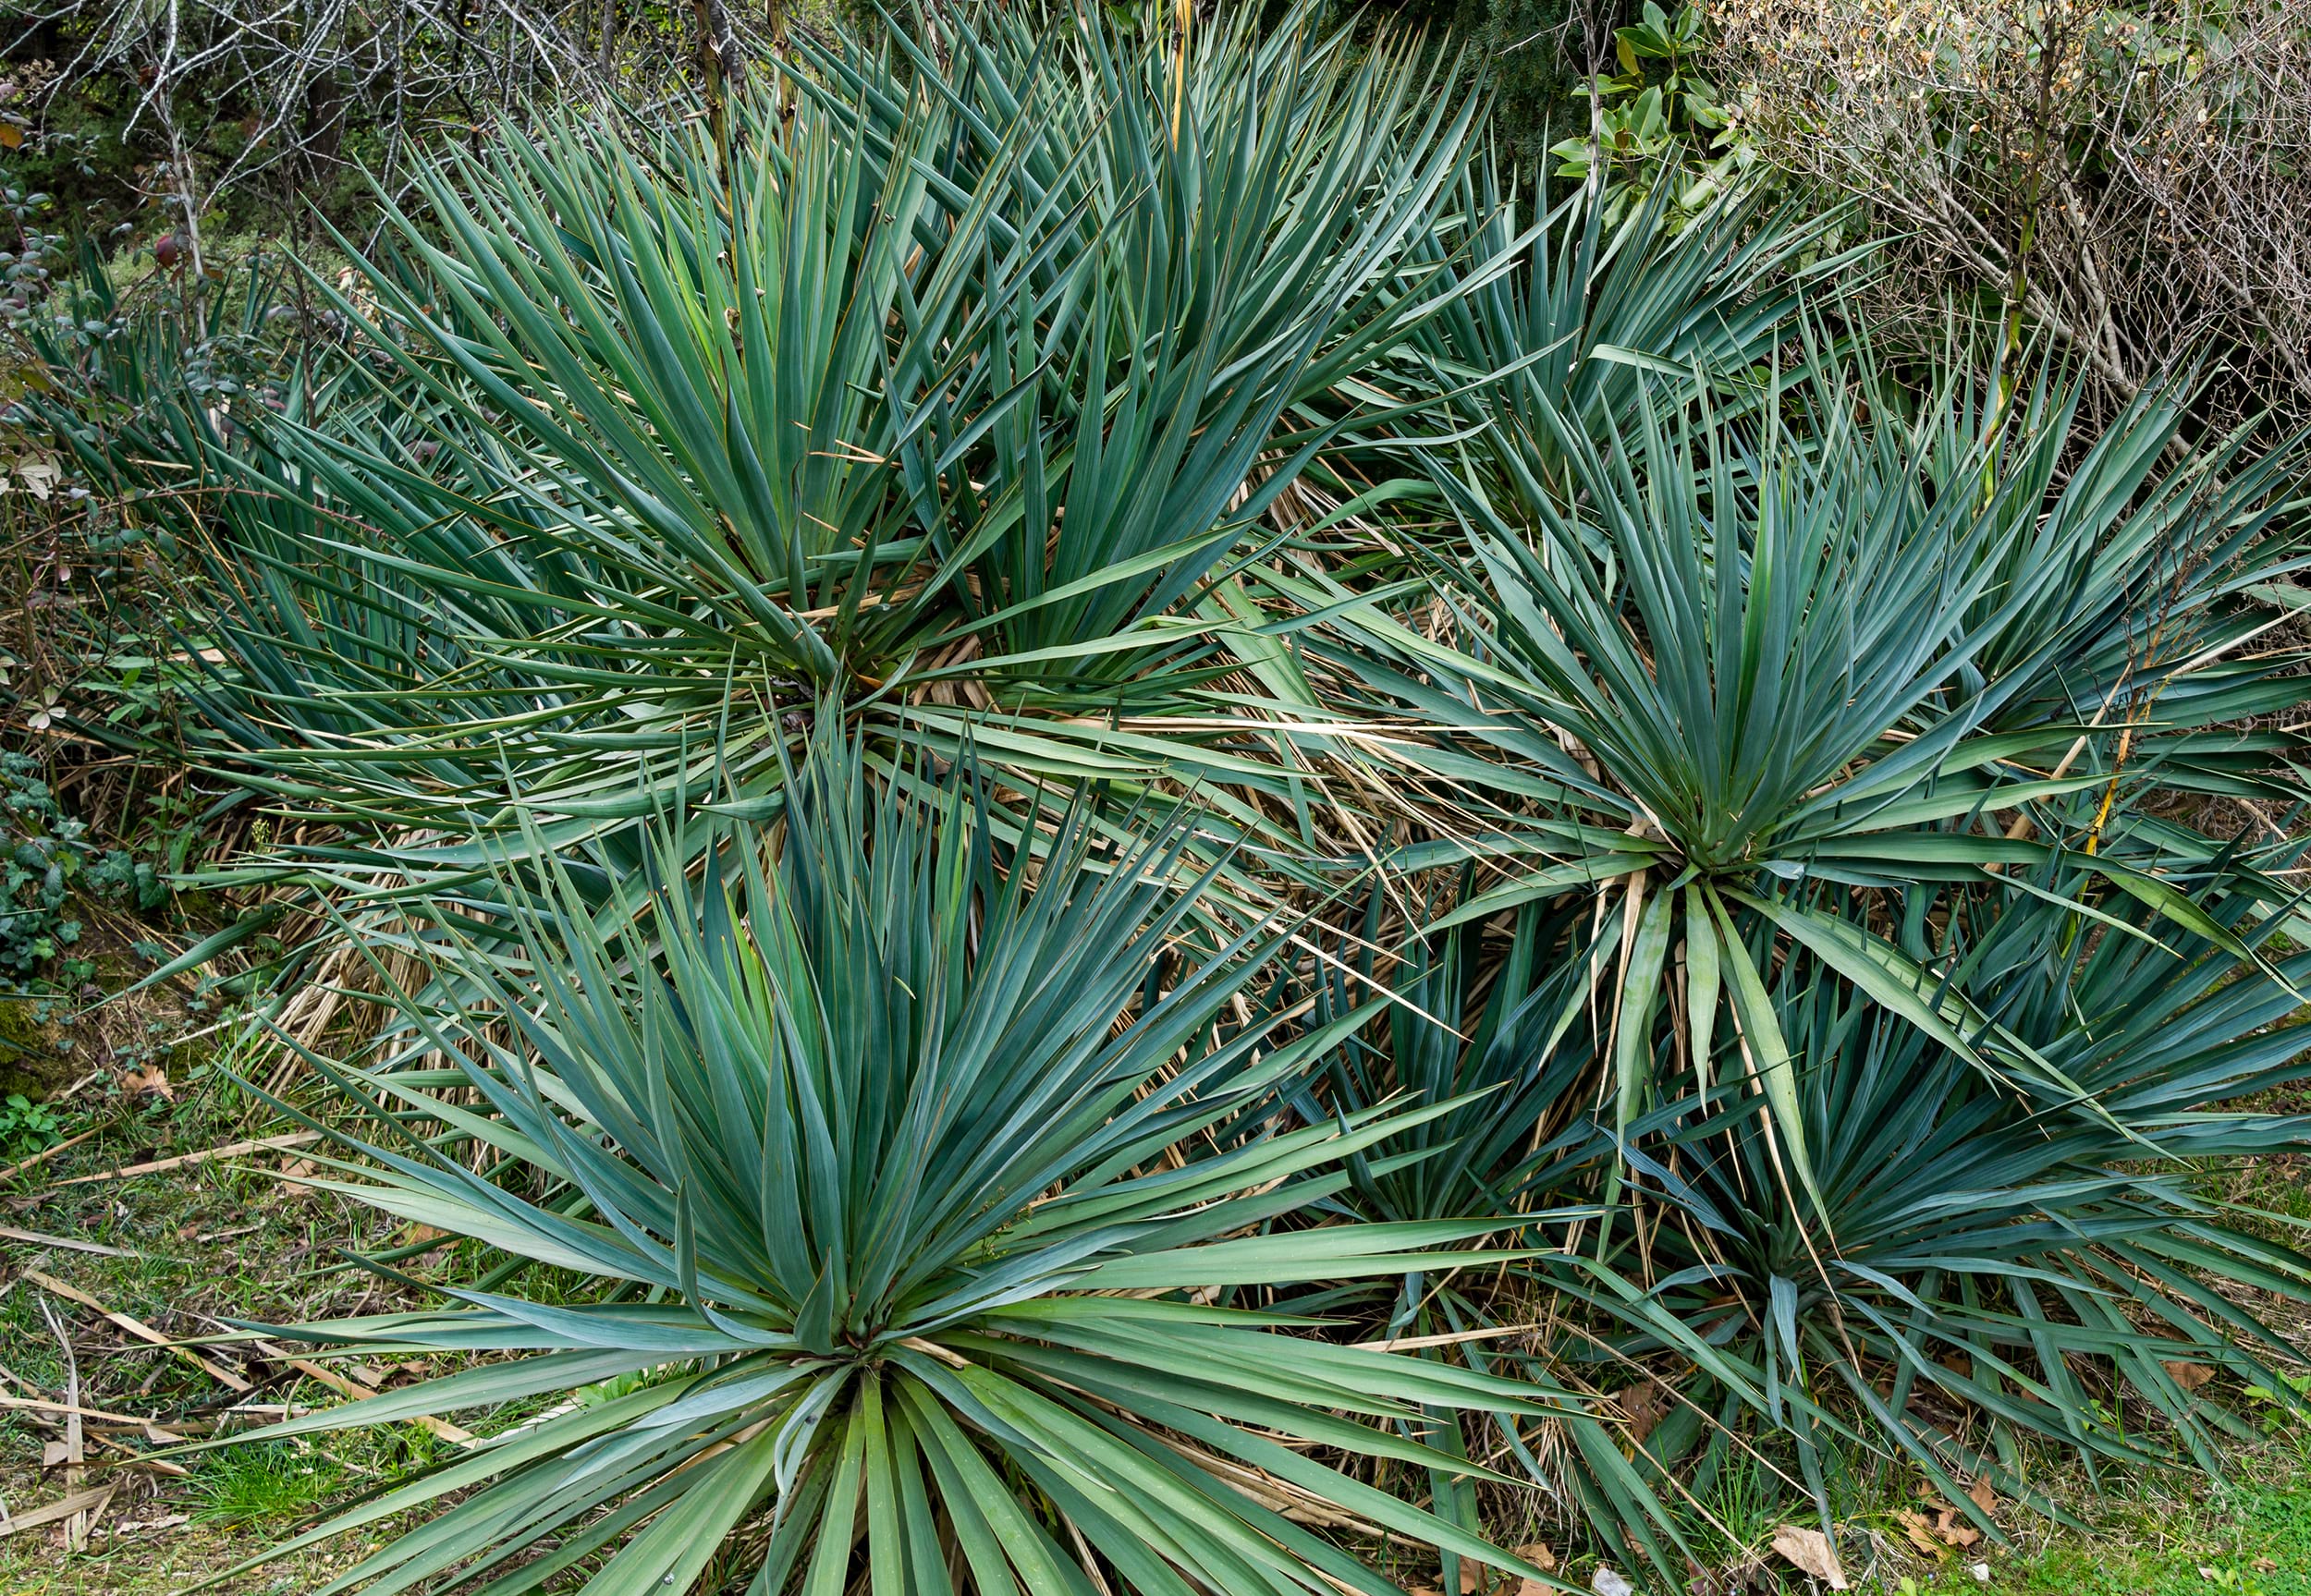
left=1715, top=0, right=2311, bottom=431
left=1, top=0, right=799, bottom=270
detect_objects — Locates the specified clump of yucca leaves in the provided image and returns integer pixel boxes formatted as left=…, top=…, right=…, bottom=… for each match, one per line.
left=22, top=2, right=2311, bottom=1592
left=216, top=734, right=1573, bottom=1596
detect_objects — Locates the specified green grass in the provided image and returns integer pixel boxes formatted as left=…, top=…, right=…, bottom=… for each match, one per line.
left=1984, top=1486, right=2311, bottom=1596
left=184, top=1442, right=346, bottom=1529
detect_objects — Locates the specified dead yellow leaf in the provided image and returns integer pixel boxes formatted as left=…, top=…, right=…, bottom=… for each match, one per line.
left=1770, top=1525, right=1850, bottom=1590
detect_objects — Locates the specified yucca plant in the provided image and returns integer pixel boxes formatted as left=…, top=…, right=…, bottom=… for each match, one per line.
left=1279, top=345, right=2311, bottom=1190
left=1388, top=173, right=1850, bottom=521
left=1293, top=893, right=1701, bottom=1582
left=1535, top=870, right=2311, bottom=1532
left=1189, top=334, right=2311, bottom=1562
left=112, top=3, right=1498, bottom=894
left=203, top=734, right=1577, bottom=1595
left=1278, top=848, right=2311, bottom=1566
left=1192, top=174, right=1841, bottom=803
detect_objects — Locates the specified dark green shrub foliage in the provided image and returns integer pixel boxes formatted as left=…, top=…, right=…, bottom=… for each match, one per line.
left=0, top=750, right=162, bottom=978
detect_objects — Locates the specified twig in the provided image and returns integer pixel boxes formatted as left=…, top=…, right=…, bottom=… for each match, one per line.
left=0, top=1394, right=185, bottom=1439
left=53, top=1130, right=321, bottom=1188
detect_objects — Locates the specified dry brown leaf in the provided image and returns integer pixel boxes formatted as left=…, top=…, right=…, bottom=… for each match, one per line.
left=1966, top=1476, right=1998, bottom=1519
left=1510, top=1543, right=1557, bottom=1573
left=400, top=1223, right=451, bottom=1248
left=120, top=1065, right=171, bottom=1102
left=1893, top=1508, right=1944, bottom=1557
left=2162, top=1359, right=2216, bottom=1393
left=1933, top=1509, right=1982, bottom=1550
left=1610, top=1381, right=1671, bottom=1448
left=1770, top=1525, right=1849, bottom=1590
left=0, top=1485, right=111, bottom=1540
left=1458, top=1566, right=1486, bottom=1594
left=1912, top=1482, right=1986, bottom=1548
left=279, top=1158, right=317, bottom=1199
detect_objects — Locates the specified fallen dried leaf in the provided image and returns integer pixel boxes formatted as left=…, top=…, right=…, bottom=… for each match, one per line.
left=1511, top=1543, right=1558, bottom=1572
left=97, top=1513, right=189, bottom=1535
left=0, top=1485, right=113, bottom=1539
left=1913, top=1481, right=1985, bottom=1547
left=22, top=1271, right=251, bottom=1393
left=2163, top=1360, right=2216, bottom=1394
left=1894, top=1509, right=1944, bottom=1557
left=1770, top=1524, right=1850, bottom=1590
left=0, top=1226, right=136, bottom=1259
left=1936, top=1509, right=1984, bottom=1549
left=1966, top=1476, right=1998, bottom=1519
left=279, top=1157, right=317, bottom=1199
left=120, top=1065, right=171, bottom=1102
left=1611, top=1381, right=1671, bottom=1449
